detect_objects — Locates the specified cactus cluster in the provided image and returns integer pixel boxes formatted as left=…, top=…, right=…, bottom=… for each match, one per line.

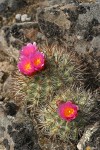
left=13, top=44, right=84, bottom=107
left=12, top=43, right=97, bottom=142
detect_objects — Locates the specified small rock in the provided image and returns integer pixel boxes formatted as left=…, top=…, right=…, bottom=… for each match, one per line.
left=77, top=122, right=100, bottom=150
left=21, top=14, right=28, bottom=22
left=26, top=17, right=31, bottom=21
left=15, top=14, right=21, bottom=21
left=7, top=119, right=41, bottom=150
left=5, top=102, right=18, bottom=116
left=0, top=103, right=41, bottom=149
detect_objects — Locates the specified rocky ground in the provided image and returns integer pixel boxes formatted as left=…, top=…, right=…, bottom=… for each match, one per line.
left=0, top=0, right=100, bottom=150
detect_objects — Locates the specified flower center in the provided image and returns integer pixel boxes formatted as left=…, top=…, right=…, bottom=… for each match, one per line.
left=64, top=107, right=74, bottom=117
left=34, top=58, right=41, bottom=66
left=25, top=63, right=31, bottom=71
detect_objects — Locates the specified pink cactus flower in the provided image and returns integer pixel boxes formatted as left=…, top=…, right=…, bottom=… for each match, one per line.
left=20, top=42, right=37, bottom=57
left=18, top=57, right=35, bottom=76
left=31, top=51, right=45, bottom=71
left=58, top=101, right=79, bottom=122
left=18, top=42, right=45, bottom=75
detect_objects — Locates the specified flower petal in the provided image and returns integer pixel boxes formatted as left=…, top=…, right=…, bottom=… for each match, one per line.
left=20, top=43, right=37, bottom=57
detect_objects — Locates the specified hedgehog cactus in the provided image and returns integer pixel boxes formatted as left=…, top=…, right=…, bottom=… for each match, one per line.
left=36, top=88, right=94, bottom=141
left=12, top=42, right=97, bottom=142
left=13, top=44, right=85, bottom=107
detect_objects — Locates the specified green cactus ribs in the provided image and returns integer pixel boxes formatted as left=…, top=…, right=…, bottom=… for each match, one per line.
left=13, top=44, right=85, bottom=107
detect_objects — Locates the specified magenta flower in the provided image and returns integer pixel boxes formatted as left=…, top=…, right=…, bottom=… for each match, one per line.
left=18, top=57, right=35, bottom=76
left=18, top=42, right=45, bottom=76
left=31, top=51, right=45, bottom=71
left=57, top=101, right=79, bottom=122
left=20, top=42, right=37, bottom=57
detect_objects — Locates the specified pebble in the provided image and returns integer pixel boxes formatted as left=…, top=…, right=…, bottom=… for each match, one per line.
left=15, top=13, right=31, bottom=22
left=15, top=14, right=21, bottom=21
left=77, top=35, right=83, bottom=40
left=5, top=102, right=18, bottom=116
left=21, top=14, right=28, bottom=22
left=26, top=17, right=31, bottom=21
